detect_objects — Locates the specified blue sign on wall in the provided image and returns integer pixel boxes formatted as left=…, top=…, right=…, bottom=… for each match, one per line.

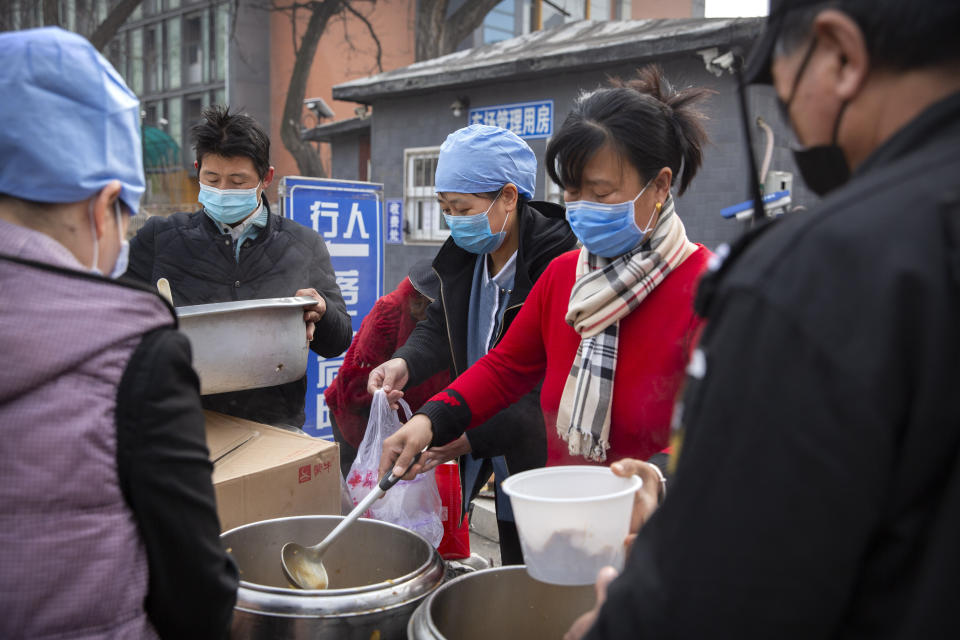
left=280, top=177, right=384, bottom=439
left=468, top=99, right=554, bottom=139
left=385, top=199, right=403, bottom=245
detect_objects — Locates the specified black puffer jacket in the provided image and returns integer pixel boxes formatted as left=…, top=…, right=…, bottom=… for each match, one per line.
left=126, top=200, right=352, bottom=427
left=393, top=199, right=578, bottom=508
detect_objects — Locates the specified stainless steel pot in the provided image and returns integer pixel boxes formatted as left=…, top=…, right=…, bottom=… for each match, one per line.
left=177, top=296, right=313, bottom=395
left=222, top=515, right=444, bottom=640
left=407, top=566, right=595, bottom=640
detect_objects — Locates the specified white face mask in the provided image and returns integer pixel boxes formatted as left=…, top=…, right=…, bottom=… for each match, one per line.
left=89, top=199, right=129, bottom=279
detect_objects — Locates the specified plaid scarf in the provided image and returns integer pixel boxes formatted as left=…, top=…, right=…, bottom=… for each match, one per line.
left=556, top=197, right=695, bottom=461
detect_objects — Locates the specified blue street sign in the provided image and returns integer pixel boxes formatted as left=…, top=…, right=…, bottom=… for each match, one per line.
left=385, top=199, right=403, bottom=244
left=280, top=177, right=384, bottom=439
left=468, top=99, right=554, bottom=139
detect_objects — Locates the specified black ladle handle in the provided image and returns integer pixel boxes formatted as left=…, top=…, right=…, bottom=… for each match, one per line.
left=378, top=451, right=423, bottom=491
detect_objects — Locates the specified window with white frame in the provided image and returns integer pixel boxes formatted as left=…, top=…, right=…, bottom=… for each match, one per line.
left=404, top=147, right=450, bottom=243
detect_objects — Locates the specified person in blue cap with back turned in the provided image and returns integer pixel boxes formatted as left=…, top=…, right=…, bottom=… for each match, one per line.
left=368, top=124, right=577, bottom=564
left=0, top=28, right=237, bottom=639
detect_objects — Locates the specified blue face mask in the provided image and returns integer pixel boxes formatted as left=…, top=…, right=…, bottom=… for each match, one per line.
left=442, top=192, right=508, bottom=255
left=565, top=179, right=657, bottom=258
left=89, top=199, right=129, bottom=279
left=199, top=182, right=261, bottom=225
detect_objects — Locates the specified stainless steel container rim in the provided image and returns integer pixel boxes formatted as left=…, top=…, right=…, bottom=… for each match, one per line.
left=235, top=596, right=418, bottom=618
left=224, top=515, right=440, bottom=597
left=177, top=295, right=318, bottom=318
left=418, top=567, right=476, bottom=637
left=411, top=566, right=525, bottom=638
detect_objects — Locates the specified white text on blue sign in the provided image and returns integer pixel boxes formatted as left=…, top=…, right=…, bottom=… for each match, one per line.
left=468, top=100, right=553, bottom=140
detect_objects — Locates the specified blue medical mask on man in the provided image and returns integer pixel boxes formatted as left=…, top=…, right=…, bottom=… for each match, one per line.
left=565, top=178, right=658, bottom=258
left=199, top=182, right=261, bottom=225
left=443, top=191, right=509, bottom=255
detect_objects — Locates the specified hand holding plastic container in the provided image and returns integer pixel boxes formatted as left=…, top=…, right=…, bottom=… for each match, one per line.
left=501, top=466, right=641, bottom=585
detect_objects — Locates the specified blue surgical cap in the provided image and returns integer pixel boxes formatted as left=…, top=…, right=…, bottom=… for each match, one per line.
left=0, top=27, right=144, bottom=215
left=435, top=124, right=537, bottom=200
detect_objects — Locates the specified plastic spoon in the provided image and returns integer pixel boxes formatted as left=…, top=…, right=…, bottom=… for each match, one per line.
left=281, top=452, right=422, bottom=590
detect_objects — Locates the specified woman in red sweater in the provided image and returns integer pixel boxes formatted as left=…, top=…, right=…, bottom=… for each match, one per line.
left=380, top=66, right=712, bottom=481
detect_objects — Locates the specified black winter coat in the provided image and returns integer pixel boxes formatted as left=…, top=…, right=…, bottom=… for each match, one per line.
left=588, top=92, right=960, bottom=639
left=126, top=201, right=352, bottom=427
left=393, top=199, right=578, bottom=509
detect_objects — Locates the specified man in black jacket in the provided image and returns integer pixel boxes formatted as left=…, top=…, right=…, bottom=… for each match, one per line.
left=569, top=0, right=960, bottom=638
left=127, top=106, right=352, bottom=429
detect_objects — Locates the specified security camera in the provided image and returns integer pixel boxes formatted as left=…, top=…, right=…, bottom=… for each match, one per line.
left=304, top=97, right=335, bottom=120
left=698, top=48, right=737, bottom=77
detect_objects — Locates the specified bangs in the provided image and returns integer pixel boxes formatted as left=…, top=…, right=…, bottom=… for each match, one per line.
left=546, top=118, right=611, bottom=191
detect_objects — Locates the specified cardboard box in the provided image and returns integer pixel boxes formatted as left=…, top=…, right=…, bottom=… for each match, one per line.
left=205, top=411, right=340, bottom=532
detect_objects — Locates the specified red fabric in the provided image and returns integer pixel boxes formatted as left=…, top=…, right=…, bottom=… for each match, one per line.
left=324, top=277, right=450, bottom=448
left=441, top=246, right=711, bottom=466
left=435, top=462, right=471, bottom=559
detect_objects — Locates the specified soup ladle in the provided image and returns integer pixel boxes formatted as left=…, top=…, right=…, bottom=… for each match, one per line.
left=281, top=452, right=422, bottom=589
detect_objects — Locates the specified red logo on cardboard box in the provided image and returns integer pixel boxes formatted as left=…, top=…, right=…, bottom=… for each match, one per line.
left=298, top=464, right=312, bottom=484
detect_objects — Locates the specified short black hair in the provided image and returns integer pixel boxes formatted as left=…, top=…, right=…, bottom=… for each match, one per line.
left=191, top=105, right=271, bottom=179
left=546, top=65, right=712, bottom=196
left=778, top=0, right=960, bottom=71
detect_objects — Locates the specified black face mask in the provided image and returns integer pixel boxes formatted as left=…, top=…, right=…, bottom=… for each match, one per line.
left=780, top=37, right=852, bottom=196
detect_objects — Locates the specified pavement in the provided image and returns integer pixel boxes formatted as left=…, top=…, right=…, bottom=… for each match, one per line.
left=467, top=495, right=501, bottom=567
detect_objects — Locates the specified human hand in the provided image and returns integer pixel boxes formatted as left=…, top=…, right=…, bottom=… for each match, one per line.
left=421, top=434, right=472, bottom=472
left=563, top=566, right=619, bottom=640
left=296, top=288, right=326, bottom=342
left=610, top=459, right=665, bottom=552
left=379, top=414, right=434, bottom=481
left=367, top=358, right=409, bottom=408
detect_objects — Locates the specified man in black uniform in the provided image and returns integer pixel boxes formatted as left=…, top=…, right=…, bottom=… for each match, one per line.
left=570, top=0, right=960, bottom=638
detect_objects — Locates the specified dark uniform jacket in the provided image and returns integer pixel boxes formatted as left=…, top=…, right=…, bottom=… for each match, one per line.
left=126, top=199, right=352, bottom=427
left=393, top=200, right=578, bottom=509
left=589, top=92, right=960, bottom=638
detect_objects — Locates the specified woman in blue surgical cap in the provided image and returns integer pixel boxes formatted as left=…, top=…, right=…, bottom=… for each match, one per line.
left=368, top=124, right=578, bottom=564
left=0, top=28, right=236, bottom=639
left=378, top=65, right=714, bottom=541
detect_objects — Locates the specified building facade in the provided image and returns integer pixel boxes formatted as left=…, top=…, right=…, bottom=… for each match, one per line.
left=4, top=0, right=713, bottom=214
left=322, top=17, right=815, bottom=291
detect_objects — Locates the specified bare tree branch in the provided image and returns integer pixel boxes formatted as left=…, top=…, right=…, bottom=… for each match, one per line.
left=343, top=1, right=383, bottom=73
left=414, top=0, right=447, bottom=62
left=89, top=0, right=145, bottom=51
left=415, top=0, right=500, bottom=61
left=280, top=0, right=345, bottom=177
left=43, top=0, right=60, bottom=26
left=442, top=0, right=502, bottom=55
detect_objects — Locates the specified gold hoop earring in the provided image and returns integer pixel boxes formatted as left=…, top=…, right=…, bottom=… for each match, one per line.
left=655, top=202, right=662, bottom=213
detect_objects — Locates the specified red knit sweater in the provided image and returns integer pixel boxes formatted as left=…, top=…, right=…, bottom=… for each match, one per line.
left=325, top=277, right=449, bottom=448
left=437, top=246, right=710, bottom=466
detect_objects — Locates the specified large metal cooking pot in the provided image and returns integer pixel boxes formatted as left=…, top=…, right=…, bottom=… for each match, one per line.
left=407, top=566, right=595, bottom=640
left=222, top=515, right=444, bottom=640
left=177, top=296, right=314, bottom=395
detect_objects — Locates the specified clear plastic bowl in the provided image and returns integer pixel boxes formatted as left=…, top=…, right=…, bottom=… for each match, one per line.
left=501, top=465, right=642, bottom=586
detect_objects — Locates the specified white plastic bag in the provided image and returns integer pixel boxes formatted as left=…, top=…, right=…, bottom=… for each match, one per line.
left=345, top=390, right=444, bottom=547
